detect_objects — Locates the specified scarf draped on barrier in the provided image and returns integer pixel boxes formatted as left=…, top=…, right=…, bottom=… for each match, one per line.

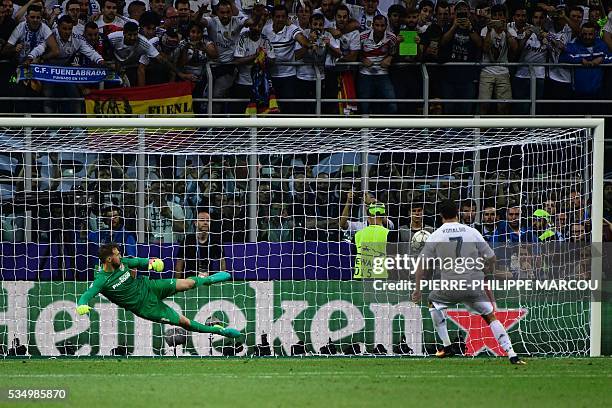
left=17, top=64, right=122, bottom=84
left=245, top=48, right=279, bottom=115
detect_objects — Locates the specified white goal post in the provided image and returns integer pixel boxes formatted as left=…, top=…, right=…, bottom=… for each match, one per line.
left=0, top=117, right=604, bottom=357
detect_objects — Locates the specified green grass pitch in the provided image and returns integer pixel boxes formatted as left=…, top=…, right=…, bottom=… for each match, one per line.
left=1, top=357, right=610, bottom=407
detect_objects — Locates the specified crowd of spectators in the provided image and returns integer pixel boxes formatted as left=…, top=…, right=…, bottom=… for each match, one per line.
left=0, top=0, right=610, bottom=115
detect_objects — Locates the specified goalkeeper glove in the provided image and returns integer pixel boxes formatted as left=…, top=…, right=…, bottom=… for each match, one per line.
left=149, top=258, right=164, bottom=272
left=76, top=305, right=92, bottom=315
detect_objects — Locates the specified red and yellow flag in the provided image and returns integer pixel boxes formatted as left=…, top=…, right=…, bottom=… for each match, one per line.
left=85, top=82, right=194, bottom=116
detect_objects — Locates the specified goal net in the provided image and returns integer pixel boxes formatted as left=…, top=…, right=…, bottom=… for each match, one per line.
left=0, top=118, right=604, bottom=357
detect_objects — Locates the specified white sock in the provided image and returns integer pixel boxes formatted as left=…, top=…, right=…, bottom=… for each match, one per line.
left=490, top=319, right=517, bottom=358
left=430, top=308, right=452, bottom=347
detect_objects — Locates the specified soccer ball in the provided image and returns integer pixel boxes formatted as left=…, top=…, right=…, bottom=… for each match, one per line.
left=164, top=327, right=188, bottom=347
left=411, top=230, right=431, bottom=251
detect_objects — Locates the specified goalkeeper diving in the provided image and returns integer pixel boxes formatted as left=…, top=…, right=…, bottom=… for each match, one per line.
left=76, top=243, right=241, bottom=339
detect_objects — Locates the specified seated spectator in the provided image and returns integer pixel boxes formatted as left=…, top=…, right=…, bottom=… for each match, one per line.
left=88, top=205, right=137, bottom=256
left=145, top=181, right=186, bottom=244
left=510, top=7, right=547, bottom=115
left=568, top=222, right=587, bottom=242
left=175, top=208, right=226, bottom=278
left=358, top=14, right=397, bottom=114
left=439, top=0, right=481, bottom=115
left=294, top=13, right=340, bottom=114
left=560, top=22, right=611, bottom=114
left=491, top=205, right=529, bottom=242
left=479, top=4, right=513, bottom=115
left=26, top=15, right=105, bottom=114
left=399, top=203, right=434, bottom=242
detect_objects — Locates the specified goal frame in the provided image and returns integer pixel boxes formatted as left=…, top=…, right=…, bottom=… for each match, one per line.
left=1, top=116, right=604, bottom=357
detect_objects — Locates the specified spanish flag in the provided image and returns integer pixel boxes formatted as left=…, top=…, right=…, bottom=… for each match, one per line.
left=85, top=82, right=194, bottom=116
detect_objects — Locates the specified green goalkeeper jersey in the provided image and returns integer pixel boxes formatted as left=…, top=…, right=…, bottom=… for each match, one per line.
left=77, top=258, right=153, bottom=312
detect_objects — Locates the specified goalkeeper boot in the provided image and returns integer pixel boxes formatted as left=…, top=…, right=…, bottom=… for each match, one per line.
left=509, top=356, right=527, bottom=365
left=213, top=325, right=241, bottom=339
left=435, top=345, right=455, bottom=358
left=203, top=272, right=232, bottom=286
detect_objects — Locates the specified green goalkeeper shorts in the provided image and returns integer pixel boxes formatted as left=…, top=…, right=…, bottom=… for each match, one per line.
left=135, top=279, right=181, bottom=325
left=148, top=278, right=178, bottom=300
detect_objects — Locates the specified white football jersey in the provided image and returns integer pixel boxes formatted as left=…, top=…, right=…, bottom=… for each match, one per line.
left=420, top=221, right=494, bottom=280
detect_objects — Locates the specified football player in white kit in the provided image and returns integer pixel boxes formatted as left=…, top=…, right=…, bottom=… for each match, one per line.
left=412, top=200, right=526, bottom=365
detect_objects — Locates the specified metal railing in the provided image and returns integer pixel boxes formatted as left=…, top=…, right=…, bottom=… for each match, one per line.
left=1, top=61, right=611, bottom=117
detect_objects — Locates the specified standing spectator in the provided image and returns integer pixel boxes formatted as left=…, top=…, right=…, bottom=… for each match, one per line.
left=287, top=170, right=318, bottom=240
left=544, top=8, right=575, bottom=116
left=162, top=6, right=179, bottom=33
left=358, top=14, right=398, bottom=114
left=479, top=4, right=513, bottom=115
left=4, top=5, right=58, bottom=65
left=560, top=22, right=611, bottom=114
left=295, top=13, right=340, bottom=114
left=295, top=0, right=312, bottom=30
left=323, top=4, right=360, bottom=114
left=416, top=0, right=433, bottom=33
left=262, top=5, right=310, bottom=114
left=491, top=205, right=529, bottom=242
left=81, top=21, right=113, bottom=65
left=175, top=0, right=192, bottom=37
left=438, top=0, right=482, bottom=115
left=340, top=190, right=395, bottom=238
left=217, top=193, right=246, bottom=243
left=389, top=4, right=421, bottom=114
left=178, top=21, right=218, bottom=113
left=399, top=203, right=434, bottom=242
left=64, top=0, right=84, bottom=36
left=175, top=208, right=226, bottom=278
left=202, top=0, right=248, bottom=114
left=314, top=0, right=334, bottom=28
left=348, top=0, right=387, bottom=33
left=509, top=7, right=548, bottom=115
left=107, top=21, right=193, bottom=87
left=480, top=203, right=498, bottom=241
left=26, top=15, right=104, bottom=114
left=460, top=199, right=480, bottom=229
left=150, top=0, right=165, bottom=19
left=527, top=209, right=564, bottom=242
left=0, top=0, right=17, bottom=112
left=88, top=205, right=137, bottom=256
left=127, top=0, right=146, bottom=22
left=145, top=181, right=186, bottom=244
left=232, top=15, right=275, bottom=114
left=95, top=0, right=133, bottom=34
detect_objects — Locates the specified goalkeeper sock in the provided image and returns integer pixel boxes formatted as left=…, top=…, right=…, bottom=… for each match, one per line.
left=186, top=319, right=222, bottom=335
left=188, top=276, right=210, bottom=287
left=430, top=308, right=452, bottom=347
left=490, top=319, right=517, bottom=358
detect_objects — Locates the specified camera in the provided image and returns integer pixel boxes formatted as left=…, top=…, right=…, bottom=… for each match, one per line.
left=456, top=11, right=468, bottom=19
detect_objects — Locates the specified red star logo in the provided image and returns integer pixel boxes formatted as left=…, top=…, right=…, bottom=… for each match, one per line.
left=447, top=309, right=528, bottom=356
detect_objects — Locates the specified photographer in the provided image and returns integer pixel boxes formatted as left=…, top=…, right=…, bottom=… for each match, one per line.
left=439, top=0, right=482, bottom=115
